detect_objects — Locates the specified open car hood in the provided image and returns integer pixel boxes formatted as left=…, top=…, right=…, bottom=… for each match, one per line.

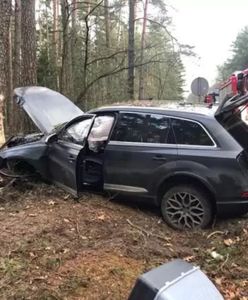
left=14, top=86, right=84, bottom=134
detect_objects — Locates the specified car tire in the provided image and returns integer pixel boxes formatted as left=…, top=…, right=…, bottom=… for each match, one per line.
left=161, top=185, right=213, bottom=230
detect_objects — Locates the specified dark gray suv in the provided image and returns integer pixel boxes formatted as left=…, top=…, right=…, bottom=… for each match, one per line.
left=1, top=87, right=248, bottom=230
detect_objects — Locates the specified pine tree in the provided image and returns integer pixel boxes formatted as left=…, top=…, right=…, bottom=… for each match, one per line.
left=0, top=0, right=12, bottom=139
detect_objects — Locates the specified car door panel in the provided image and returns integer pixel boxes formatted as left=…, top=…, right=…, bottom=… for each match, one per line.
left=104, top=141, right=178, bottom=195
left=46, top=115, right=95, bottom=195
left=103, top=112, right=178, bottom=196
left=48, top=141, right=83, bottom=195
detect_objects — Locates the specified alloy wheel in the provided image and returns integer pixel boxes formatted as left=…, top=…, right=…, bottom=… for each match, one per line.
left=166, top=191, right=205, bottom=229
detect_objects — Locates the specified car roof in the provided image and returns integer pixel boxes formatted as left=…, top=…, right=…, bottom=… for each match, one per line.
left=90, top=105, right=217, bottom=122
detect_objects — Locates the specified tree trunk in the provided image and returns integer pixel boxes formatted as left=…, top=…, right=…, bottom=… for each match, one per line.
left=71, top=0, right=77, bottom=99
left=60, top=0, right=73, bottom=98
left=82, top=10, right=90, bottom=110
left=128, top=0, right=135, bottom=100
left=21, top=0, right=37, bottom=132
left=21, top=0, right=37, bottom=86
left=52, top=0, right=59, bottom=89
left=13, top=0, right=21, bottom=88
left=138, top=0, right=148, bottom=100
left=104, top=0, right=110, bottom=48
left=104, top=0, right=111, bottom=100
left=0, top=0, right=12, bottom=141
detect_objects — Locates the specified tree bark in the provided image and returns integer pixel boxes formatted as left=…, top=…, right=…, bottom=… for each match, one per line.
left=60, top=0, right=73, bottom=98
left=104, top=0, right=110, bottom=49
left=0, top=0, right=12, bottom=140
left=20, top=0, right=37, bottom=132
left=13, top=0, right=21, bottom=88
left=52, top=0, right=59, bottom=89
left=138, top=0, right=148, bottom=100
left=71, top=0, right=77, bottom=99
left=128, top=0, right=135, bottom=100
left=21, top=0, right=37, bottom=86
left=104, top=0, right=111, bottom=100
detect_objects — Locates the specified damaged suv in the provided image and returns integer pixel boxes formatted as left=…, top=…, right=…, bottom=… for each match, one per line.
left=1, top=86, right=248, bottom=230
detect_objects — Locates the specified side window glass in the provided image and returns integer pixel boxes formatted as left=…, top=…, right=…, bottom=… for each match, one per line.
left=146, top=114, right=172, bottom=143
left=61, top=118, right=92, bottom=144
left=111, top=113, right=146, bottom=142
left=171, top=118, right=214, bottom=146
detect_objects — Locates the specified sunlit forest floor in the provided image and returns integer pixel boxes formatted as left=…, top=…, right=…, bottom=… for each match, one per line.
left=0, top=179, right=247, bottom=299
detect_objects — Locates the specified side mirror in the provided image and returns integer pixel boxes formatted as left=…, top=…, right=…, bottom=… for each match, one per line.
left=45, top=133, right=58, bottom=144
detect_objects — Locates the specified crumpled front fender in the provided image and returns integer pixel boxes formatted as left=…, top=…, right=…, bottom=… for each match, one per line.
left=0, top=142, right=48, bottom=177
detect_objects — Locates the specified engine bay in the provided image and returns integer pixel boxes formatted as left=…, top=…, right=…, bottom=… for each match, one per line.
left=6, top=133, right=44, bottom=148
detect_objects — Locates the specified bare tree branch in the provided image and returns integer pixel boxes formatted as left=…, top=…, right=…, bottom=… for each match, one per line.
left=87, top=43, right=157, bottom=66
left=76, top=58, right=176, bottom=102
left=135, top=17, right=178, bottom=43
left=87, top=49, right=127, bottom=66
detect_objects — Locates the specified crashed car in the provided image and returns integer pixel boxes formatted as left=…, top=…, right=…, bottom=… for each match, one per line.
left=1, top=86, right=248, bottom=230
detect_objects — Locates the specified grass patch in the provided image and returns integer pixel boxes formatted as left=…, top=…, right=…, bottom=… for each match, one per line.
left=0, top=257, right=26, bottom=278
left=59, top=275, right=90, bottom=295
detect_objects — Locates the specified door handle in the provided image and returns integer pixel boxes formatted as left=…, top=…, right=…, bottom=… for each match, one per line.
left=152, top=155, right=167, bottom=162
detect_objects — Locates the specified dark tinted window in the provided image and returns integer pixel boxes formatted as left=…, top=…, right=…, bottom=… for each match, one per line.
left=146, top=114, right=171, bottom=143
left=171, top=118, right=214, bottom=146
left=111, top=112, right=173, bottom=143
left=111, top=113, right=147, bottom=142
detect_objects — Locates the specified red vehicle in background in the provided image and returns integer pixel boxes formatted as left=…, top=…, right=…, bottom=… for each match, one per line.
left=204, top=92, right=218, bottom=108
left=219, top=69, right=248, bottom=100
left=219, top=72, right=239, bottom=100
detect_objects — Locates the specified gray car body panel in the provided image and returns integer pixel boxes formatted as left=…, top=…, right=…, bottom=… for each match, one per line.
left=91, top=106, right=248, bottom=214
left=0, top=140, right=49, bottom=177
left=14, top=86, right=84, bottom=134
left=1, top=92, right=248, bottom=216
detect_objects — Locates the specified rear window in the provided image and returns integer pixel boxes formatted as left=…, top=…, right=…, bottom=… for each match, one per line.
left=171, top=118, right=214, bottom=146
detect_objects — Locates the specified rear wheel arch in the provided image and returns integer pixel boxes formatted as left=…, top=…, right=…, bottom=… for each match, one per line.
left=156, top=174, right=217, bottom=214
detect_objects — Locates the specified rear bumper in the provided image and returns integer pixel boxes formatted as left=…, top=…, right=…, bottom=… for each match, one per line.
left=217, top=198, right=248, bottom=216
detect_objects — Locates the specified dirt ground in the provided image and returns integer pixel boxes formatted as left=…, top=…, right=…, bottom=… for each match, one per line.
left=0, top=180, right=247, bottom=300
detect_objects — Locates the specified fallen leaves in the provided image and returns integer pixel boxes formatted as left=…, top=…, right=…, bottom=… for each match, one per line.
left=97, top=214, right=105, bottom=221
left=48, top=200, right=56, bottom=206
left=210, top=251, right=224, bottom=261
left=223, top=238, right=234, bottom=247
left=214, top=277, right=247, bottom=300
left=28, top=213, right=37, bottom=217
left=183, top=255, right=195, bottom=262
left=0, top=182, right=247, bottom=299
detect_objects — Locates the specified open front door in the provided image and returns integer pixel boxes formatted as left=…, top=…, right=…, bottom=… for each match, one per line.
left=47, top=115, right=95, bottom=196
left=48, top=141, right=83, bottom=195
